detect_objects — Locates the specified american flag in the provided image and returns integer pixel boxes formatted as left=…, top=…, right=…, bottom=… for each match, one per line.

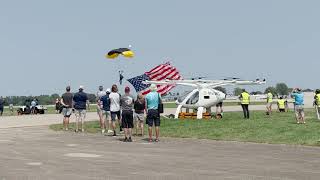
left=127, top=62, right=182, bottom=96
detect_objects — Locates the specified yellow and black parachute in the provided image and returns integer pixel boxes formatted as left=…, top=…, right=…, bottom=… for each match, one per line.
left=106, top=48, right=134, bottom=59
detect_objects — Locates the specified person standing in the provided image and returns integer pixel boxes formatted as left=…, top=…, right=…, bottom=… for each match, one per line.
left=277, top=96, right=286, bottom=112
left=146, top=84, right=162, bottom=142
left=96, top=86, right=107, bottom=130
left=100, top=88, right=111, bottom=134
left=109, top=84, right=122, bottom=136
left=73, top=86, right=88, bottom=132
left=0, top=97, right=4, bottom=116
left=266, top=90, right=273, bottom=115
left=61, top=86, right=73, bottom=131
left=215, top=102, right=223, bottom=119
left=55, top=98, right=61, bottom=114
left=314, top=89, right=320, bottom=120
left=30, top=99, right=37, bottom=114
left=120, top=87, right=135, bottom=142
left=239, top=89, right=250, bottom=119
left=134, top=93, right=145, bottom=136
left=284, top=96, right=289, bottom=112
left=291, top=88, right=305, bottom=124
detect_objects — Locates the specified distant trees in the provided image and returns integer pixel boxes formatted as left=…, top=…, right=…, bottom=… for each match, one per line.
left=2, top=93, right=97, bottom=106
left=264, top=83, right=289, bottom=96
left=264, top=86, right=277, bottom=96
left=275, top=83, right=289, bottom=95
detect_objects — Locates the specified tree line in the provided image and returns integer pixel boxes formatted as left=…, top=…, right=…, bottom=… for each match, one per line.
left=1, top=93, right=97, bottom=106
left=233, top=83, right=313, bottom=96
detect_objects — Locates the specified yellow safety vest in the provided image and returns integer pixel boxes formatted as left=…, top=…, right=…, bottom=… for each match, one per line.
left=278, top=99, right=285, bottom=109
left=316, top=94, right=320, bottom=107
left=267, top=92, right=273, bottom=103
left=241, top=92, right=250, bottom=105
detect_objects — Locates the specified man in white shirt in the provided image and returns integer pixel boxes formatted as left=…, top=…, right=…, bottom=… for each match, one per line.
left=109, top=84, right=122, bottom=136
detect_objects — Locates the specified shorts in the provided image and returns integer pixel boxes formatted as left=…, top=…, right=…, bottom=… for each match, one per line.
left=102, top=110, right=111, bottom=121
left=97, top=106, right=103, bottom=114
left=75, top=109, right=86, bottom=119
left=266, top=102, right=272, bottom=107
left=62, top=108, right=72, bottom=117
left=216, top=102, right=223, bottom=107
left=122, top=110, right=133, bottom=128
left=111, top=111, right=121, bottom=121
left=295, top=105, right=304, bottom=117
left=146, top=109, right=160, bottom=127
left=134, top=113, right=145, bottom=122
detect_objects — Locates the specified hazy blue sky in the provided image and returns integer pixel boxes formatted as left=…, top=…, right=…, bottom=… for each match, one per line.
left=0, top=0, right=319, bottom=96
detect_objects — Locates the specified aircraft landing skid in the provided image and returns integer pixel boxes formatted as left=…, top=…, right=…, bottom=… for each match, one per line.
left=174, top=105, right=212, bottom=119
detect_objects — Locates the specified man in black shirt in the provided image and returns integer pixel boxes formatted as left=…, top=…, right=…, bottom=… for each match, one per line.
left=0, top=97, right=5, bottom=116
left=61, top=86, right=73, bottom=131
left=73, top=86, right=88, bottom=132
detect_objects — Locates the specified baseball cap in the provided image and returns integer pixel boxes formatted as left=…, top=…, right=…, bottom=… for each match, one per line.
left=150, top=84, right=157, bottom=91
left=79, top=85, right=84, bottom=90
left=106, top=88, right=111, bottom=93
left=125, top=86, right=130, bottom=92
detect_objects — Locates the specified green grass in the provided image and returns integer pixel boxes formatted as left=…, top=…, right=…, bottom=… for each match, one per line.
left=50, top=110, right=320, bottom=146
left=164, top=101, right=267, bottom=108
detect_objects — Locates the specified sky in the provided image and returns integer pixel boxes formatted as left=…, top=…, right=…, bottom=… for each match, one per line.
left=0, top=0, right=319, bottom=96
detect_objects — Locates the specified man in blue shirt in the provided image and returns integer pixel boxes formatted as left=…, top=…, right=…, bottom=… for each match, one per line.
left=145, top=84, right=162, bottom=142
left=100, top=88, right=111, bottom=134
left=291, top=88, right=305, bottom=124
left=73, top=86, right=88, bottom=132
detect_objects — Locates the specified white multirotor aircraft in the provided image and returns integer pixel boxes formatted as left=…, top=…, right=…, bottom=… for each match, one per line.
left=145, top=78, right=266, bottom=119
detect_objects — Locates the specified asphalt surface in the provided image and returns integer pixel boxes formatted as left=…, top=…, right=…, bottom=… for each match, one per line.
left=0, top=108, right=320, bottom=180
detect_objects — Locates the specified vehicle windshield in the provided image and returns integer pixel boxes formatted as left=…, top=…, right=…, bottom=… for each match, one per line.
left=186, top=91, right=199, bottom=104
left=177, top=90, right=199, bottom=105
left=177, top=91, right=193, bottom=103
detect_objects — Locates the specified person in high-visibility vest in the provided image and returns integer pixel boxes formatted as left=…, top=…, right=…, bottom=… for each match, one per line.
left=314, top=89, right=320, bottom=120
left=266, top=90, right=273, bottom=115
left=239, top=89, right=250, bottom=119
left=277, top=96, right=286, bottom=113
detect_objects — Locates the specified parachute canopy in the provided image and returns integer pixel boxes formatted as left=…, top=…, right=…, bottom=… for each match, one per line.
left=106, top=48, right=134, bottom=59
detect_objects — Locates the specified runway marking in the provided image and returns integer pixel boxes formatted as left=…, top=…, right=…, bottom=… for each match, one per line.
left=66, top=144, right=79, bottom=147
left=0, top=140, right=13, bottom=143
left=140, top=143, right=153, bottom=145
left=26, top=162, right=43, bottom=166
left=64, top=153, right=102, bottom=158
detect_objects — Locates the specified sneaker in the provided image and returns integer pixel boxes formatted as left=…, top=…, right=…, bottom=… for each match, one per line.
left=123, top=137, right=128, bottom=142
left=101, top=129, right=105, bottom=134
left=128, top=137, right=132, bottom=142
left=107, top=130, right=113, bottom=134
left=113, top=131, right=117, bottom=137
left=81, top=129, right=85, bottom=132
left=155, top=139, right=159, bottom=142
left=149, top=138, right=153, bottom=143
left=75, top=129, right=79, bottom=133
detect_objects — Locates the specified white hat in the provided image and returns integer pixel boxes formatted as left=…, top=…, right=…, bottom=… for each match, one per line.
left=150, top=84, right=157, bottom=92
left=79, top=85, right=84, bottom=90
left=106, top=88, right=111, bottom=93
